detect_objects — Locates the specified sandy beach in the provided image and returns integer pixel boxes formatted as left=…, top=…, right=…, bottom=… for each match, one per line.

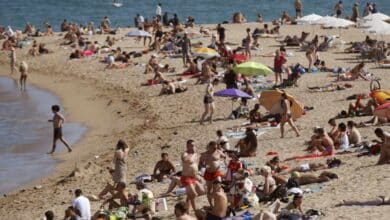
left=0, top=21, right=389, bottom=220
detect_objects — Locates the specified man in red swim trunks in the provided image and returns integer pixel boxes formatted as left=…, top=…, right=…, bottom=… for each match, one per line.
left=181, top=140, right=205, bottom=211
left=199, top=141, right=226, bottom=207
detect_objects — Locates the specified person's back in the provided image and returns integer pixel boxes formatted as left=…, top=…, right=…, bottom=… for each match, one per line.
left=73, top=190, right=91, bottom=220
left=349, top=127, right=361, bottom=145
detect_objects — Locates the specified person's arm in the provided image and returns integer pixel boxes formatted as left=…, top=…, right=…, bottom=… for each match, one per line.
left=153, top=161, right=161, bottom=176
left=168, top=160, right=176, bottom=173
left=358, top=72, right=368, bottom=81
left=263, top=177, right=270, bottom=195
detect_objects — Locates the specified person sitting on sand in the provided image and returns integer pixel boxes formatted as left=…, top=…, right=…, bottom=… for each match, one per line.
left=258, top=166, right=277, bottom=199
left=144, top=54, right=159, bottom=74
left=128, top=182, right=155, bottom=217
left=152, top=153, right=176, bottom=182
left=347, top=96, right=377, bottom=117
left=281, top=11, right=292, bottom=24
left=195, top=180, right=228, bottom=220
left=235, top=127, right=258, bottom=157
left=174, top=201, right=196, bottom=220
left=183, top=59, right=199, bottom=75
left=23, top=23, right=35, bottom=35
left=335, top=122, right=349, bottom=151
left=249, top=104, right=266, bottom=124
left=44, top=23, right=54, bottom=36
left=69, top=49, right=81, bottom=59
left=63, top=206, right=81, bottom=220
left=232, top=12, right=246, bottom=23
left=216, top=130, right=230, bottom=150
left=38, top=43, right=50, bottom=54
left=229, top=169, right=257, bottom=208
left=374, top=128, right=390, bottom=165
left=99, top=182, right=129, bottom=210
left=347, top=121, right=361, bottom=145
left=328, top=118, right=339, bottom=141
left=266, top=156, right=285, bottom=173
left=338, top=62, right=368, bottom=81
left=311, top=128, right=335, bottom=156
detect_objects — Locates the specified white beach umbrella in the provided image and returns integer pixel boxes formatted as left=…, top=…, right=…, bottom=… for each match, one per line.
left=323, top=18, right=355, bottom=28
left=359, top=19, right=382, bottom=28
left=126, top=30, right=152, bottom=37
left=363, top=13, right=390, bottom=21
left=297, top=13, right=323, bottom=24
left=312, top=16, right=338, bottom=25
left=364, top=21, right=390, bottom=35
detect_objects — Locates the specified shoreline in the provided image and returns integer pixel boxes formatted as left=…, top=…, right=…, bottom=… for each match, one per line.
left=0, top=64, right=130, bottom=196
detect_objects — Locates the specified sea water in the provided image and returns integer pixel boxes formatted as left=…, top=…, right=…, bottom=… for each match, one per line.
left=0, top=76, right=87, bottom=194
left=0, top=0, right=389, bottom=31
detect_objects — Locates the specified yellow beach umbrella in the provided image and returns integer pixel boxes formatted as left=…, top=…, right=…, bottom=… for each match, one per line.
left=193, top=47, right=220, bottom=58
left=259, top=90, right=304, bottom=119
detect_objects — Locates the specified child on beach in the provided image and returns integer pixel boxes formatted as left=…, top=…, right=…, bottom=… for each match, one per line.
left=19, top=61, right=28, bottom=91
left=48, top=105, right=72, bottom=154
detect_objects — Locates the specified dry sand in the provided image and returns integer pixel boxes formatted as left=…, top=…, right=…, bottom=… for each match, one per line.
left=0, top=23, right=389, bottom=219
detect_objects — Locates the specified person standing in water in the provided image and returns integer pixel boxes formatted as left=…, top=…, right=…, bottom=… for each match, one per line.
left=280, top=92, right=300, bottom=138
left=334, top=1, right=344, bottom=18
left=19, top=61, right=28, bottom=91
left=48, top=105, right=72, bottom=154
left=295, top=0, right=303, bottom=18
left=10, top=47, right=16, bottom=75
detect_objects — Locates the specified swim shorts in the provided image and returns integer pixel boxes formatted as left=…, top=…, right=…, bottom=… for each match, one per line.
left=180, top=176, right=197, bottom=187
left=53, top=127, right=62, bottom=139
left=203, top=170, right=223, bottom=181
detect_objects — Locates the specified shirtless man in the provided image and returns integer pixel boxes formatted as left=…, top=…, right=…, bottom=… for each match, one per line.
left=334, top=1, right=344, bottom=18
left=174, top=201, right=196, bottom=220
left=374, top=128, right=390, bottom=165
left=347, top=121, right=361, bottom=145
left=244, top=28, right=251, bottom=59
left=10, top=47, right=16, bottom=75
left=48, top=105, right=72, bottom=154
left=196, top=180, right=228, bottom=220
left=328, top=118, right=339, bottom=141
left=19, top=61, right=28, bottom=91
left=152, top=153, right=176, bottom=182
left=199, top=141, right=226, bottom=206
left=181, top=140, right=205, bottom=211
left=314, top=128, right=335, bottom=156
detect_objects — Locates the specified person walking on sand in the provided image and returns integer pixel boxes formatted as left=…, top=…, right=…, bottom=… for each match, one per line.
left=156, top=3, right=162, bottom=20
left=280, top=92, right=300, bottom=138
left=295, top=0, right=303, bottom=18
left=9, top=47, right=16, bottom=75
left=374, top=128, right=390, bottom=165
left=19, top=61, right=28, bottom=91
left=351, top=3, right=359, bottom=22
left=244, top=28, right=252, bottom=59
left=200, top=78, right=218, bottom=125
left=112, top=139, right=129, bottom=184
left=180, top=33, right=191, bottom=67
left=48, top=105, right=72, bottom=154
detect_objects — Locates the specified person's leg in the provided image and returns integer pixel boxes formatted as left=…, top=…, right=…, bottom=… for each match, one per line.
left=377, top=150, right=388, bottom=165
left=277, top=72, right=282, bottom=85
left=19, top=76, right=23, bottom=91
left=200, top=104, right=210, bottom=124
left=274, top=73, right=278, bottom=85
left=186, top=184, right=198, bottom=211
left=280, top=120, right=286, bottom=138
left=206, top=180, right=213, bottom=206
left=209, top=103, right=215, bottom=124
left=49, top=134, right=58, bottom=154
left=287, top=118, right=300, bottom=136
left=59, top=137, right=72, bottom=152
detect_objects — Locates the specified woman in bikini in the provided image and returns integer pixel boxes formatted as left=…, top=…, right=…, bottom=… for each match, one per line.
left=200, top=78, right=219, bottom=124
left=280, top=92, right=300, bottom=138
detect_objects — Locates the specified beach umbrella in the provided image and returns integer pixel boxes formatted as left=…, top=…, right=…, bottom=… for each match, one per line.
left=259, top=90, right=304, bottom=119
left=312, top=16, right=338, bottom=25
left=214, top=88, right=252, bottom=98
left=297, top=13, right=323, bottom=25
left=364, top=21, right=390, bottom=35
left=233, top=61, right=273, bottom=76
left=126, top=30, right=152, bottom=37
left=193, top=47, right=220, bottom=59
left=363, top=13, right=390, bottom=21
left=214, top=88, right=252, bottom=111
left=374, top=102, right=390, bottom=119
left=323, top=18, right=355, bottom=28
left=229, top=54, right=247, bottom=63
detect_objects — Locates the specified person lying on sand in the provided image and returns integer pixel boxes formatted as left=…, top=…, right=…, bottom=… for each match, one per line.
left=347, top=96, right=377, bottom=117
left=273, top=171, right=338, bottom=186
left=152, top=153, right=176, bottom=182
left=159, top=80, right=188, bottom=95
left=235, top=127, right=258, bottom=157
left=337, top=62, right=369, bottom=81
left=358, top=116, right=389, bottom=127
left=281, top=158, right=341, bottom=174
left=249, top=104, right=267, bottom=124
left=336, top=196, right=390, bottom=207
left=254, top=194, right=304, bottom=220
